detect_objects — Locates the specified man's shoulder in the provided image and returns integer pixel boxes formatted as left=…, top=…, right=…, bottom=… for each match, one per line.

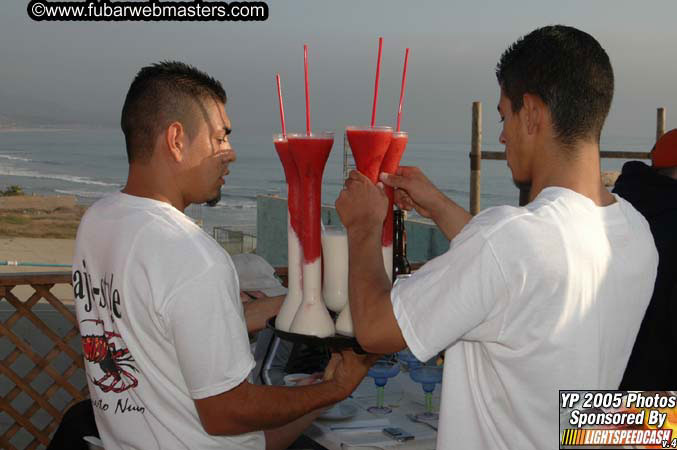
left=446, top=205, right=540, bottom=270
left=79, top=194, right=225, bottom=264
left=80, top=192, right=174, bottom=224
left=467, top=204, right=534, bottom=241
left=136, top=214, right=225, bottom=266
left=121, top=209, right=234, bottom=299
left=78, top=192, right=121, bottom=222
left=459, top=196, right=573, bottom=260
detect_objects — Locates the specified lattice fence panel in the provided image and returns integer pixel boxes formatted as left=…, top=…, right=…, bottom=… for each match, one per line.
left=0, top=273, right=86, bottom=450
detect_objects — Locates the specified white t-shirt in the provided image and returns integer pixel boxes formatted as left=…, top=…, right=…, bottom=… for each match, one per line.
left=392, top=187, right=658, bottom=450
left=72, top=192, right=264, bottom=449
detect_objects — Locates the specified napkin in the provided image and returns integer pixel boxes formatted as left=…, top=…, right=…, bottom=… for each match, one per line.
left=231, top=253, right=287, bottom=296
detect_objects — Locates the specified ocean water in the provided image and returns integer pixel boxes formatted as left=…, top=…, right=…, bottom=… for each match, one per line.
left=0, top=129, right=650, bottom=236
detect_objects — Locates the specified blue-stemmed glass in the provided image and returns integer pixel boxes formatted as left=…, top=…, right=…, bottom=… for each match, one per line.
left=396, top=348, right=422, bottom=371
left=409, top=366, right=443, bottom=420
left=366, top=360, right=401, bottom=414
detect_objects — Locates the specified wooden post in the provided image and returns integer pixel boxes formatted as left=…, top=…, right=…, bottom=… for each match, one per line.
left=470, top=102, right=482, bottom=215
left=657, top=107, right=666, bottom=141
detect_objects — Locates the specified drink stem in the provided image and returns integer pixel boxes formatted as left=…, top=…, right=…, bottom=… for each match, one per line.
left=377, top=386, right=385, bottom=409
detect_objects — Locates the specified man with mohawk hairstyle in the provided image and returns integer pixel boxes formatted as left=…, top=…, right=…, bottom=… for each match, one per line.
left=72, top=61, right=377, bottom=450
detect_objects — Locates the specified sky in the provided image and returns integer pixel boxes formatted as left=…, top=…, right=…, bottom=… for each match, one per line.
left=1, top=0, right=676, bottom=145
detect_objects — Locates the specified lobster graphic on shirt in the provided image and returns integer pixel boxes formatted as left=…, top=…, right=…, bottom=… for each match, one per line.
left=80, top=319, right=138, bottom=393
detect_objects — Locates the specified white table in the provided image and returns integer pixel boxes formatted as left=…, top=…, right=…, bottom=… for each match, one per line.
left=304, top=371, right=441, bottom=449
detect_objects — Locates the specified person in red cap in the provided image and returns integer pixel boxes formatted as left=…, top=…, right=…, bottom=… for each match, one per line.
left=614, top=128, right=677, bottom=389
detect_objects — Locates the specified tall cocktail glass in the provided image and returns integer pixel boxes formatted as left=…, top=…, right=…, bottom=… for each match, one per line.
left=345, top=126, right=394, bottom=281
left=379, top=131, right=408, bottom=256
left=287, top=132, right=335, bottom=337
left=336, top=126, right=393, bottom=334
left=345, top=126, right=393, bottom=182
left=273, top=134, right=303, bottom=331
left=321, top=225, right=348, bottom=313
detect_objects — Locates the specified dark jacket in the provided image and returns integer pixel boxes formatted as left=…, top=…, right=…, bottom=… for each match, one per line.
left=613, top=161, right=677, bottom=389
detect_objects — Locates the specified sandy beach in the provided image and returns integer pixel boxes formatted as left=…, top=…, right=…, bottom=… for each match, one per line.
left=0, top=195, right=80, bottom=302
left=0, top=194, right=80, bottom=270
left=0, top=237, right=75, bottom=302
left=0, top=237, right=75, bottom=271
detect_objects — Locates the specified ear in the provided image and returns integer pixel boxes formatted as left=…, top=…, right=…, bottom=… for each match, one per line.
left=521, top=93, right=542, bottom=136
left=165, top=122, right=186, bottom=163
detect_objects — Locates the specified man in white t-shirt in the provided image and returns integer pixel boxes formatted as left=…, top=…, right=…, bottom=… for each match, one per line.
left=335, top=25, right=658, bottom=449
left=73, top=61, right=377, bottom=450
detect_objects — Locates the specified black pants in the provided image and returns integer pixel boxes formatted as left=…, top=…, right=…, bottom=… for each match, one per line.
left=48, top=399, right=99, bottom=450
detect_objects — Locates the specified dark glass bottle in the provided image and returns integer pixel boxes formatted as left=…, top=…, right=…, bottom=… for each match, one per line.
left=392, top=207, right=411, bottom=280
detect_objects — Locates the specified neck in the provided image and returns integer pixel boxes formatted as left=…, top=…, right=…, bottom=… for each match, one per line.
left=122, top=163, right=187, bottom=212
left=529, top=140, right=616, bottom=207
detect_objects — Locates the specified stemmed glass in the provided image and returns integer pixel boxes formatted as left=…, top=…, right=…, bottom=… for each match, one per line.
left=396, top=348, right=422, bottom=371
left=409, top=366, right=443, bottom=420
left=366, top=360, right=401, bottom=414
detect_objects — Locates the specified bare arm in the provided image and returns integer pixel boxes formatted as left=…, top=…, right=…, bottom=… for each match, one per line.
left=242, top=293, right=284, bottom=333
left=195, top=349, right=379, bottom=436
left=263, top=409, right=323, bottom=450
left=347, top=225, right=407, bottom=354
left=380, top=167, right=472, bottom=241
left=336, top=170, right=408, bottom=354
left=195, top=380, right=341, bottom=436
left=428, top=193, right=473, bottom=241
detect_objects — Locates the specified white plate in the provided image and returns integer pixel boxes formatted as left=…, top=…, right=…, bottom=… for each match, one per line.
left=318, top=401, right=359, bottom=420
left=283, top=373, right=310, bottom=386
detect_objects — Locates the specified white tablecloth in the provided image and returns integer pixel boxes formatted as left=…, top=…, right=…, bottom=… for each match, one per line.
left=305, top=370, right=441, bottom=449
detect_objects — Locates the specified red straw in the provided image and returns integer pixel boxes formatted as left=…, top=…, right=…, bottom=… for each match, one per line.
left=396, top=48, right=410, bottom=132
left=304, top=44, right=311, bottom=136
left=275, top=73, right=287, bottom=138
left=370, top=37, right=384, bottom=127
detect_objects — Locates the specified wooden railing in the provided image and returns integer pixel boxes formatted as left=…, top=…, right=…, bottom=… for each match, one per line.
left=0, top=272, right=87, bottom=450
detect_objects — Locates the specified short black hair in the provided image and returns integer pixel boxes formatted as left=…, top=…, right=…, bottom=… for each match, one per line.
left=120, top=61, right=227, bottom=163
left=496, top=25, right=614, bottom=149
